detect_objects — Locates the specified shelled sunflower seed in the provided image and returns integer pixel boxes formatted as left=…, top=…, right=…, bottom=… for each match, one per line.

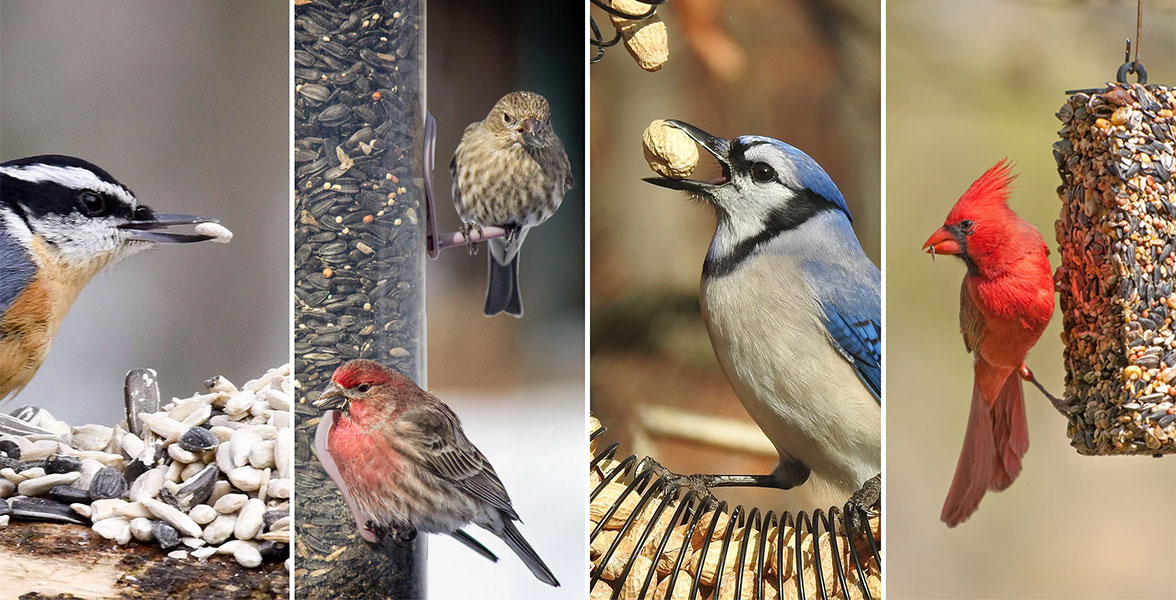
left=1054, top=82, right=1176, bottom=456
left=293, top=0, right=425, bottom=595
left=0, top=365, right=293, bottom=570
left=589, top=417, right=881, bottom=600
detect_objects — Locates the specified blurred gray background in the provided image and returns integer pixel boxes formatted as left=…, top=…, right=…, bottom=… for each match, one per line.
left=888, top=1, right=1176, bottom=598
left=0, top=1, right=289, bottom=424
left=424, top=1, right=585, bottom=597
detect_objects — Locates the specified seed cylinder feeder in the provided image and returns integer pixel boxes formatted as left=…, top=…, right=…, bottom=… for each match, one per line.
left=293, top=0, right=427, bottom=596
left=1054, top=76, right=1176, bottom=456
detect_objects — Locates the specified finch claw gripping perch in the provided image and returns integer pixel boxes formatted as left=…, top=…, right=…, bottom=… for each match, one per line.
left=368, top=519, right=417, bottom=545
left=459, top=222, right=483, bottom=255
left=423, top=111, right=508, bottom=258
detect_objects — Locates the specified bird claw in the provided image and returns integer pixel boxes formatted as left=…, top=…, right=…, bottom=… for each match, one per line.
left=367, top=519, right=418, bottom=545
left=638, top=457, right=720, bottom=510
left=1020, top=363, right=1078, bottom=415
left=459, top=222, right=483, bottom=255
left=845, top=473, right=880, bottom=532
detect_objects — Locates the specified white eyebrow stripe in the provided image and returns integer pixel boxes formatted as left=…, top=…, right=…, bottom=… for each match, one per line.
left=0, top=164, right=137, bottom=208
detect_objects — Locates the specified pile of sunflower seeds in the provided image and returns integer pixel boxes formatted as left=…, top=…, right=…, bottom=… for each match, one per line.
left=293, top=0, right=426, bottom=595
left=0, top=365, right=292, bottom=569
left=1053, top=82, right=1176, bottom=456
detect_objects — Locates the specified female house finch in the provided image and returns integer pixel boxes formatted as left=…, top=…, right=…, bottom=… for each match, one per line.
left=313, top=359, right=560, bottom=587
left=923, top=160, right=1054, bottom=527
left=450, top=90, right=573, bottom=317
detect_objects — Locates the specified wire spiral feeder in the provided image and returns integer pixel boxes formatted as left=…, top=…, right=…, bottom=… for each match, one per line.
left=590, top=420, right=881, bottom=600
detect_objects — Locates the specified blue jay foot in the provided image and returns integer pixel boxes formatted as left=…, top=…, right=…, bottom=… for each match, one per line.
left=845, top=473, right=880, bottom=532
left=459, top=222, right=484, bottom=255
left=637, top=457, right=720, bottom=509
left=367, top=519, right=417, bottom=545
left=639, top=457, right=808, bottom=509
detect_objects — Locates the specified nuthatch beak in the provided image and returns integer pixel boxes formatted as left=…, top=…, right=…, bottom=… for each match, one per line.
left=120, top=213, right=222, bottom=244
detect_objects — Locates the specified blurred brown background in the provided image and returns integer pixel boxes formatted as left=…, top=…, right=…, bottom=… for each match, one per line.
left=424, top=1, right=585, bottom=597
left=0, top=1, right=288, bottom=425
left=888, top=1, right=1176, bottom=598
left=590, top=0, right=881, bottom=514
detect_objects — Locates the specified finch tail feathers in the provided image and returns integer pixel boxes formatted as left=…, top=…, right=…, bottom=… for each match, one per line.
left=941, top=369, right=1029, bottom=527
left=484, top=254, right=523, bottom=317
left=497, top=519, right=559, bottom=587
left=450, top=529, right=499, bottom=563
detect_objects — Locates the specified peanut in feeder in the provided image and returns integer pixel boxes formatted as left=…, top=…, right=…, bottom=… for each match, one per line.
left=1054, top=81, right=1176, bottom=456
left=589, top=418, right=881, bottom=600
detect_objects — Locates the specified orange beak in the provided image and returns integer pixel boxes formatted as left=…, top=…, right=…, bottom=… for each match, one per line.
left=923, top=226, right=962, bottom=257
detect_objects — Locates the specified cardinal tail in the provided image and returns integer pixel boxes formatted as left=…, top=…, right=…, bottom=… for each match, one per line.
left=941, top=375, right=998, bottom=527
left=989, top=371, right=1029, bottom=491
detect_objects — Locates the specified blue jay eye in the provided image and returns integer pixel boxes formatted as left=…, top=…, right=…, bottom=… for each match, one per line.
left=78, top=191, right=105, bottom=215
left=751, top=162, right=776, bottom=183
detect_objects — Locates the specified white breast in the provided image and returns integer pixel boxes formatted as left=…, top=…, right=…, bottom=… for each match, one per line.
left=700, top=254, right=880, bottom=500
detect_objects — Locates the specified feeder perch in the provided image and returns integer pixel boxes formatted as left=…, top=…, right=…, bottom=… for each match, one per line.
left=1054, top=78, right=1176, bottom=456
left=590, top=417, right=881, bottom=600
left=293, top=0, right=427, bottom=596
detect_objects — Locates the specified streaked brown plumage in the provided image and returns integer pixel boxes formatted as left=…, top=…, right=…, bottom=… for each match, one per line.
left=450, top=91, right=573, bottom=317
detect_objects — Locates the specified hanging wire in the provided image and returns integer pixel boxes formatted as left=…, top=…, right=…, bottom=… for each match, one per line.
left=1065, top=0, right=1150, bottom=95
left=590, top=0, right=670, bottom=64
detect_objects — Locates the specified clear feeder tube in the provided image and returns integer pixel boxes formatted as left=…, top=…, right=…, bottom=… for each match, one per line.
left=293, top=0, right=427, bottom=597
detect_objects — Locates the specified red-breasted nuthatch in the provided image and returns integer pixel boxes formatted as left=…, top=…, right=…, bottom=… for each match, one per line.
left=0, top=154, right=226, bottom=403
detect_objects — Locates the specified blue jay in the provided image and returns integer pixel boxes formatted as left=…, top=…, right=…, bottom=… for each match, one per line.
left=644, top=121, right=881, bottom=507
left=0, top=155, right=222, bottom=423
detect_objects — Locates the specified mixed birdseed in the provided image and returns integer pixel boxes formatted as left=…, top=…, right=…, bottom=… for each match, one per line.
left=0, top=365, right=292, bottom=569
left=1054, top=82, right=1176, bottom=456
left=292, top=0, right=425, bottom=594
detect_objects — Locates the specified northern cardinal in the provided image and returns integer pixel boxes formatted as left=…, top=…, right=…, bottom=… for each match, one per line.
left=312, top=359, right=559, bottom=587
left=922, top=160, right=1054, bottom=527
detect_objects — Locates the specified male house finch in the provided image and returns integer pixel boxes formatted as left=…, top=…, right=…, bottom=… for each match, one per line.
left=923, top=160, right=1054, bottom=527
left=313, top=359, right=560, bottom=587
left=450, top=90, right=573, bottom=317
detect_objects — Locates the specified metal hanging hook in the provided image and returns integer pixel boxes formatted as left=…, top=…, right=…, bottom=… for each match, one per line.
left=1115, top=0, right=1148, bottom=85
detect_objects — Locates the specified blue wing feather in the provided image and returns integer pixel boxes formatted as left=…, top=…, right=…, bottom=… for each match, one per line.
left=802, top=258, right=881, bottom=403
left=0, top=227, right=35, bottom=316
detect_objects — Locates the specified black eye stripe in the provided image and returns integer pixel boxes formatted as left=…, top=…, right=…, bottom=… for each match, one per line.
left=0, top=174, right=137, bottom=221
